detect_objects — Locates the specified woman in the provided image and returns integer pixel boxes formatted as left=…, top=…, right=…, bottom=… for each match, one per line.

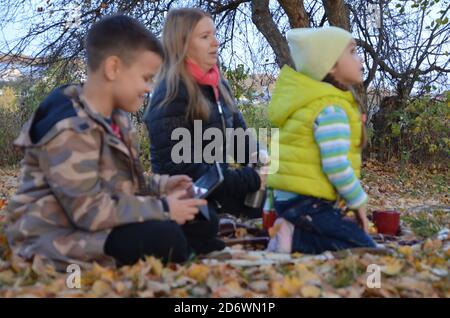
left=144, top=8, right=265, bottom=252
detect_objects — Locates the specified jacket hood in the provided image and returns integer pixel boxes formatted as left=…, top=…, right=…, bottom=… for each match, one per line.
left=15, top=85, right=131, bottom=148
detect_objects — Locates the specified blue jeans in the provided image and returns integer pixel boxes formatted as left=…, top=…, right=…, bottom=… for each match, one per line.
left=274, top=194, right=376, bottom=254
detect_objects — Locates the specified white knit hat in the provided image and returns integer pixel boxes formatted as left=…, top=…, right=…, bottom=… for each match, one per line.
left=286, top=26, right=353, bottom=81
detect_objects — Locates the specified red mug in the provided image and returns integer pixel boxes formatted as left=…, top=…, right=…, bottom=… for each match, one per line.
left=263, top=209, right=277, bottom=231
left=372, top=210, right=400, bottom=235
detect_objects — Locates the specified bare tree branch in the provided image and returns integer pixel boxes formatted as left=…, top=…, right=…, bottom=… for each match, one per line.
left=278, top=0, right=309, bottom=28
left=251, top=0, right=294, bottom=68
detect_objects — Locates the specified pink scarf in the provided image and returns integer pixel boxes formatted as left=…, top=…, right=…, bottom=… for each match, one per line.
left=185, top=59, right=220, bottom=101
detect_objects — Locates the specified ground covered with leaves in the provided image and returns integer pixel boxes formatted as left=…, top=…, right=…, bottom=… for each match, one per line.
left=0, top=159, right=448, bottom=298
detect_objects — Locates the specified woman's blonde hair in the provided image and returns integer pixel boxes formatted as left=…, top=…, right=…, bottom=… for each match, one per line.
left=157, top=8, right=235, bottom=121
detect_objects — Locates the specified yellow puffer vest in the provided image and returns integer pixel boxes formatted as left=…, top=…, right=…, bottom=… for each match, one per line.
left=267, top=65, right=362, bottom=201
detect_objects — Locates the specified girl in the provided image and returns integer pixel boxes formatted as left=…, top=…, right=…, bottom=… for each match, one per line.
left=267, top=27, right=376, bottom=254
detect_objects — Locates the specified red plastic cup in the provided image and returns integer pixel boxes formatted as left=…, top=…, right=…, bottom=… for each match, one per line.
left=373, top=210, right=400, bottom=235
left=263, top=209, right=277, bottom=231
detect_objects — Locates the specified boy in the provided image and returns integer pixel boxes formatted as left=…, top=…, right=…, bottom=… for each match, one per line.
left=6, top=15, right=207, bottom=271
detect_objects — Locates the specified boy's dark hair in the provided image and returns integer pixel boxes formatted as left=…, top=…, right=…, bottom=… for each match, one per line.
left=85, top=14, right=164, bottom=71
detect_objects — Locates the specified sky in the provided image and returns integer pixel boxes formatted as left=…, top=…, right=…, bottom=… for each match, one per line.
left=0, top=0, right=448, bottom=92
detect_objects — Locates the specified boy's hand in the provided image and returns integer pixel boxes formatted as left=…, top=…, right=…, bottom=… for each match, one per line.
left=355, top=205, right=369, bottom=233
left=165, top=175, right=192, bottom=195
left=166, top=190, right=206, bottom=225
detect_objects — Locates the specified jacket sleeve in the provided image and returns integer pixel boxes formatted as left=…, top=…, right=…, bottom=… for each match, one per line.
left=313, top=106, right=368, bottom=209
left=39, top=128, right=170, bottom=232
left=146, top=173, right=170, bottom=197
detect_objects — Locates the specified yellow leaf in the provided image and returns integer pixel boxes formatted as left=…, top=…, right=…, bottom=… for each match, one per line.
left=294, top=264, right=321, bottom=284
left=346, top=211, right=355, bottom=218
left=398, top=246, right=413, bottom=257
left=114, top=281, right=129, bottom=295
left=272, top=276, right=302, bottom=297
left=47, top=279, right=70, bottom=295
left=187, top=264, right=209, bottom=283
left=137, top=290, right=155, bottom=298
left=172, top=288, right=189, bottom=298
left=271, top=281, right=287, bottom=297
left=145, top=256, right=164, bottom=277
left=422, top=239, right=440, bottom=252
left=91, top=263, right=116, bottom=282
left=10, top=254, right=30, bottom=272
left=31, top=254, right=57, bottom=278
left=368, top=221, right=377, bottom=234
left=91, top=280, right=111, bottom=297
left=300, top=285, right=321, bottom=298
left=0, top=270, right=16, bottom=285
left=381, top=258, right=404, bottom=276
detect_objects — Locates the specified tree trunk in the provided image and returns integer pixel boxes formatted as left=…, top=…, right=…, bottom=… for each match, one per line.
left=322, top=0, right=350, bottom=30
left=278, top=0, right=310, bottom=28
left=251, top=0, right=294, bottom=68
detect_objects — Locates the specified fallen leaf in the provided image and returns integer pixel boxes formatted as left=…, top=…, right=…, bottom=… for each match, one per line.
left=186, top=263, right=209, bottom=283
left=272, top=276, right=302, bottom=297
left=172, top=288, right=189, bottom=297
left=300, top=285, right=321, bottom=298
left=90, top=263, right=116, bottom=283
left=91, top=280, right=111, bottom=297
left=381, top=258, right=404, bottom=276
left=146, top=280, right=170, bottom=296
left=145, top=256, right=163, bottom=277
left=395, top=277, right=436, bottom=297
left=248, top=280, right=269, bottom=293
left=398, top=246, right=413, bottom=257
left=212, top=280, right=244, bottom=297
left=137, top=290, right=155, bottom=298
left=0, top=269, right=16, bottom=285
left=114, top=281, right=131, bottom=295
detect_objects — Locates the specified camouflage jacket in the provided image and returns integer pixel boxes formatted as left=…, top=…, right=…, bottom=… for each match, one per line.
left=6, top=85, right=170, bottom=270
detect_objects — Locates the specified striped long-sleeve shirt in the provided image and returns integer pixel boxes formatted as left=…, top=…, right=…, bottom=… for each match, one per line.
left=313, top=105, right=368, bottom=209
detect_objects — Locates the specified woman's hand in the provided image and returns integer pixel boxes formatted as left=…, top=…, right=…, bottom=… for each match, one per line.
left=165, top=175, right=192, bottom=195
left=256, top=165, right=270, bottom=190
left=250, top=150, right=270, bottom=166
left=355, top=205, right=369, bottom=233
left=250, top=150, right=270, bottom=190
left=166, top=190, right=206, bottom=225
